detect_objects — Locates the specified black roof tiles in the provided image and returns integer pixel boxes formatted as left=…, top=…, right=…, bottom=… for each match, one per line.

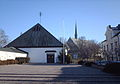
left=6, top=23, right=63, bottom=48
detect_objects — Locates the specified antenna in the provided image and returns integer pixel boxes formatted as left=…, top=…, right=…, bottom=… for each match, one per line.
left=40, top=12, right=42, bottom=24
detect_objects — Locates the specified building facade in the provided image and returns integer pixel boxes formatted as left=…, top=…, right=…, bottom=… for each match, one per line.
left=65, top=38, right=80, bottom=63
left=102, top=24, right=120, bottom=61
left=6, top=23, right=63, bottom=63
left=0, top=47, right=27, bottom=61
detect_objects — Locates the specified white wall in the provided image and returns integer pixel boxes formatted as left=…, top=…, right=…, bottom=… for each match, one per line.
left=0, top=51, right=27, bottom=61
left=19, top=47, right=62, bottom=63
left=102, top=26, right=120, bottom=61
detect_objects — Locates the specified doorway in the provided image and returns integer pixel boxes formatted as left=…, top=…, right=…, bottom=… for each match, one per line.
left=47, top=54, right=55, bottom=63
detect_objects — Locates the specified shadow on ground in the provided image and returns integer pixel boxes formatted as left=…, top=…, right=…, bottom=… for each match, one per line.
left=0, top=64, right=120, bottom=84
left=52, top=65, right=120, bottom=84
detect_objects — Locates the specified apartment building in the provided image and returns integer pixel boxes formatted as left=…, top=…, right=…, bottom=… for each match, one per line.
left=102, top=24, right=120, bottom=61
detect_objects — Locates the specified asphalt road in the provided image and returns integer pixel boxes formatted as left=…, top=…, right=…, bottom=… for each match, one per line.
left=0, top=64, right=120, bottom=84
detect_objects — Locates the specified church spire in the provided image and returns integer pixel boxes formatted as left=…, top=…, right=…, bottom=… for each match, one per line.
left=75, top=22, right=77, bottom=39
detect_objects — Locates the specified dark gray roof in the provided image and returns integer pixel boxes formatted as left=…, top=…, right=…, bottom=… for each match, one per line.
left=101, top=40, right=107, bottom=43
left=6, top=23, right=63, bottom=48
left=109, top=24, right=120, bottom=30
left=113, top=32, right=120, bottom=38
left=66, top=38, right=79, bottom=51
left=0, top=47, right=27, bottom=54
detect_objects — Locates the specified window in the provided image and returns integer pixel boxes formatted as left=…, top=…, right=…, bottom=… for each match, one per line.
left=107, top=45, right=109, bottom=51
left=104, top=46, right=105, bottom=50
left=111, top=43, right=113, bottom=51
left=73, top=54, right=78, bottom=59
left=33, top=26, right=40, bottom=31
left=115, top=41, right=117, bottom=48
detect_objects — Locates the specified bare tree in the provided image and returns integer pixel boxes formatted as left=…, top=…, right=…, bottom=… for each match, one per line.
left=59, top=37, right=66, bottom=44
left=77, top=37, right=100, bottom=61
left=77, top=37, right=88, bottom=59
left=0, top=29, right=8, bottom=47
left=87, top=40, right=100, bottom=61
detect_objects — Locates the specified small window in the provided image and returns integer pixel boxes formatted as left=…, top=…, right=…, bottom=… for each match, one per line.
left=115, top=41, right=117, bottom=47
left=73, top=54, right=78, bottom=59
left=104, top=46, right=105, bottom=50
left=111, top=43, right=113, bottom=51
left=33, top=26, right=40, bottom=31
left=107, top=45, right=109, bottom=51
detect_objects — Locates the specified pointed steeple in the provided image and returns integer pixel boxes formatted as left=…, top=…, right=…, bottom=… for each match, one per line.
left=75, top=22, right=77, bottom=39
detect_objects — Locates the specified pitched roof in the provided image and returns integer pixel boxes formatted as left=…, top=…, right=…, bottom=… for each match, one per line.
left=66, top=38, right=79, bottom=51
left=5, top=23, right=63, bottom=48
left=0, top=47, right=27, bottom=54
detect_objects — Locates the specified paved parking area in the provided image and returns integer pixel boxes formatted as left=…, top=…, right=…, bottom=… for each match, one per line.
left=0, top=64, right=120, bottom=84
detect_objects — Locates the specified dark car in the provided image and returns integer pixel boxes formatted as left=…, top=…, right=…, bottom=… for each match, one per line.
left=95, top=60, right=110, bottom=66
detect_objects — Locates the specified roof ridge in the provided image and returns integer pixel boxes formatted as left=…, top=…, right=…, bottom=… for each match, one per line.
left=5, top=23, right=63, bottom=48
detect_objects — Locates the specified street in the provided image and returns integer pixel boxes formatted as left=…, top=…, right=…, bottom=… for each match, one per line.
left=0, top=64, right=120, bottom=84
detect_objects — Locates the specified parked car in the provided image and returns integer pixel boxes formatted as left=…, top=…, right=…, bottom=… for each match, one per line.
left=110, top=61, right=120, bottom=63
left=95, top=60, right=110, bottom=66
left=84, top=61, right=96, bottom=67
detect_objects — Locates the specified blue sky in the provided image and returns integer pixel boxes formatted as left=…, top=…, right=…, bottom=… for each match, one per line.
left=0, top=0, right=120, bottom=42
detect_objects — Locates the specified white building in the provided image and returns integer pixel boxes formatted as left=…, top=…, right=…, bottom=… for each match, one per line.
left=102, top=24, right=120, bottom=61
left=0, top=47, right=27, bottom=61
left=6, top=23, right=63, bottom=63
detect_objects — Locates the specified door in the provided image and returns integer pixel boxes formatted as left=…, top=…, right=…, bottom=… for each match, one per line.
left=47, top=54, right=54, bottom=63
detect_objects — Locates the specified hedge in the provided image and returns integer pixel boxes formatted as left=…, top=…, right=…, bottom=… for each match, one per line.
left=103, top=63, right=120, bottom=75
left=0, top=57, right=30, bottom=65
